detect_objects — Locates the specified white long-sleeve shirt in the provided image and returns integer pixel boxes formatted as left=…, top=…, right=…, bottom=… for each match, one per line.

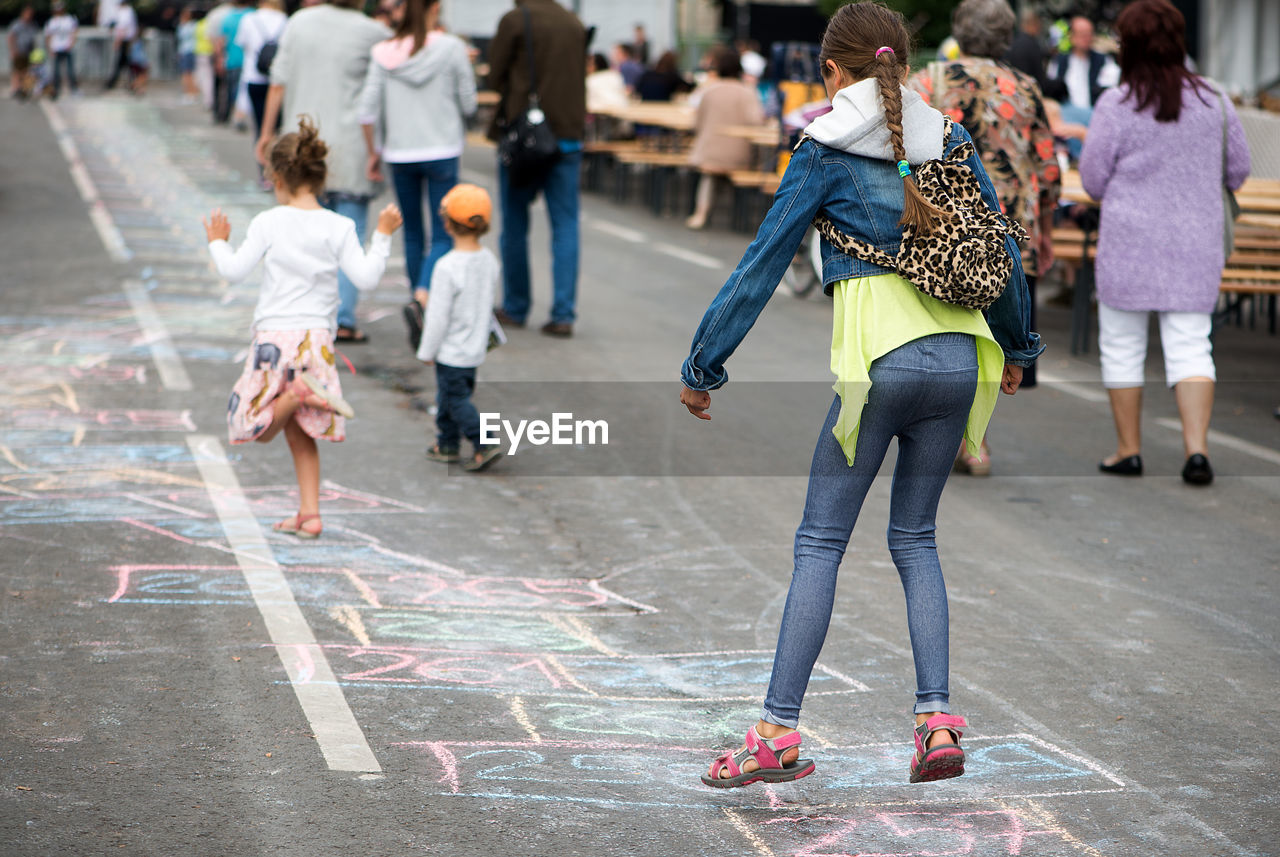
left=416, top=248, right=498, bottom=368
left=208, top=205, right=390, bottom=333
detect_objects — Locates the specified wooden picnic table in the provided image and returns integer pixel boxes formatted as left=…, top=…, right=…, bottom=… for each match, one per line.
left=721, top=122, right=783, bottom=147
left=594, top=102, right=696, bottom=132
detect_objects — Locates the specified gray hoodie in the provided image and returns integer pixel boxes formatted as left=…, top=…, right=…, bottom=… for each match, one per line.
left=804, top=78, right=946, bottom=164
left=356, top=33, right=478, bottom=163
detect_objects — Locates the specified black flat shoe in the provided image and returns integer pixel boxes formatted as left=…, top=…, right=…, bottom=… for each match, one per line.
left=1099, top=455, right=1143, bottom=476
left=1182, top=454, right=1213, bottom=485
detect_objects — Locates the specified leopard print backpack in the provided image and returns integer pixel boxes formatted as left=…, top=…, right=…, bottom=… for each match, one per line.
left=812, top=118, right=1028, bottom=311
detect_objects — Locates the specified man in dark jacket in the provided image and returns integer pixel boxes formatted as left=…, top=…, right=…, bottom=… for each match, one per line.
left=487, top=0, right=587, bottom=337
left=1003, top=8, right=1048, bottom=94
left=1045, top=16, right=1118, bottom=112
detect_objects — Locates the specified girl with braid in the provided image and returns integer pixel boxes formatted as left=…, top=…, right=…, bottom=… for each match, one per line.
left=679, top=2, right=1040, bottom=788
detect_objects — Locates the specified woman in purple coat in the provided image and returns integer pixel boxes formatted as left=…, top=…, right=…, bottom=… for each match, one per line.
left=1080, top=0, right=1249, bottom=486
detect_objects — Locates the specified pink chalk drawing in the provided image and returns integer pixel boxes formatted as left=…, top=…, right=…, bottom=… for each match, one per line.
left=107, top=564, right=239, bottom=603
left=324, top=645, right=566, bottom=692
left=761, top=808, right=1066, bottom=857
left=398, top=739, right=711, bottom=796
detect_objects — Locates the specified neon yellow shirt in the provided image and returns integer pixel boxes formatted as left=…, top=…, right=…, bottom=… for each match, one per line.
left=195, top=19, right=213, bottom=57
left=830, top=273, right=1004, bottom=465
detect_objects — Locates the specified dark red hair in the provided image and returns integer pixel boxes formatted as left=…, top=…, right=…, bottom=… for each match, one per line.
left=1116, top=0, right=1208, bottom=122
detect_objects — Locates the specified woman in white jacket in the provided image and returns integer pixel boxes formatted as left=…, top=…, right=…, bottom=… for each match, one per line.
left=358, top=0, right=476, bottom=324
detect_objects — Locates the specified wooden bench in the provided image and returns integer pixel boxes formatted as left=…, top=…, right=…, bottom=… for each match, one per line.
left=728, top=171, right=782, bottom=232
left=612, top=150, right=694, bottom=215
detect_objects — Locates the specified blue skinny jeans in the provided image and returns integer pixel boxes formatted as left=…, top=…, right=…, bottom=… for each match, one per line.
left=761, top=333, right=979, bottom=727
left=391, top=158, right=458, bottom=292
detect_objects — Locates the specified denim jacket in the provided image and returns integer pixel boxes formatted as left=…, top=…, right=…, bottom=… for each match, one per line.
left=681, top=119, right=1043, bottom=392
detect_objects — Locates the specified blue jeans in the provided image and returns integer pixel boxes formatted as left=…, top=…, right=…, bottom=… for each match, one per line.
left=320, top=193, right=371, bottom=331
left=52, top=51, right=77, bottom=96
left=497, top=147, right=581, bottom=324
left=435, top=363, right=481, bottom=450
left=761, top=333, right=979, bottom=727
left=391, top=158, right=458, bottom=292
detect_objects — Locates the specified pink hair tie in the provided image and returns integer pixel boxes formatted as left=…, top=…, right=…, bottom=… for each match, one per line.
left=875, top=46, right=895, bottom=58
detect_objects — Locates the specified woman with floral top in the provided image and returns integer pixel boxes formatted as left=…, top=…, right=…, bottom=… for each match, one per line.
left=909, top=0, right=1059, bottom=475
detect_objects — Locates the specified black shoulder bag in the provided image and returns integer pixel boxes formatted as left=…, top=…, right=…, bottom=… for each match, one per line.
left=497, top=7, right=561, bottom=188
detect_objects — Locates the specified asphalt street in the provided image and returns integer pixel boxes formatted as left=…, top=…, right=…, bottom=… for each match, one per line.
left=1, top=87, right=1278, bottom=857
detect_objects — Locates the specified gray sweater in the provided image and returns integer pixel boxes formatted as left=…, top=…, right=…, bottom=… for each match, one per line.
left=356, top=33, right=477, bottom=163
left=269, top=5, right=390, bottom=197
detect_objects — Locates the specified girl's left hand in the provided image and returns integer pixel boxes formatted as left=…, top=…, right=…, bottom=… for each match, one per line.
left=1001, top=364, right=1023, bottom=395
left=203, top=208, right=230, bottom=242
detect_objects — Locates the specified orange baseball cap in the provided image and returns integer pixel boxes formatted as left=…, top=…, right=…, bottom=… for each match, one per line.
left=441, top=183, right=492, bottom=227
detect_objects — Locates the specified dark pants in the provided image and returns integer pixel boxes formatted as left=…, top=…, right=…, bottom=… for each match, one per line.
left=212, top=69, right=228, bottom=123
left=104, top=40, right=132, bottom=89
left=215, top=67, right=241, bottom=124
left=246, top=81, right=275, bottom=139
left=435, top=363, right=481, bottom=450
left=51, top=51, right=76, bottom=96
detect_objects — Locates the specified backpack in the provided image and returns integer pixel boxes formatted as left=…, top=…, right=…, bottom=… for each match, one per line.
left=254, top=15, right=286, bottom=77
left=812, top=117, right=1027, bottom=312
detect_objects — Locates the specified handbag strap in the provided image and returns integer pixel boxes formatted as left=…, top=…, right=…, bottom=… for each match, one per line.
left=520, top=6, right=540, bottom=108
left=1215, top=86, right=1229, bottom=188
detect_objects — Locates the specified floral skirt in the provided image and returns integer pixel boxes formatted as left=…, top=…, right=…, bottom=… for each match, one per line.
left=227, top=329, right=346, bottom=444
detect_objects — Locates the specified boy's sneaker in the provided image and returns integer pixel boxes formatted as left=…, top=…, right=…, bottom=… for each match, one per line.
left=426, top=445, right=460, bottom=463
left=403, top=300, right=424, bottom=351
left=298, top=373, right=355, bottom=418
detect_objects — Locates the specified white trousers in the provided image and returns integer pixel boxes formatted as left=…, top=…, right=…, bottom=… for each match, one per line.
left=1098, top=303, right=1216, bottom=389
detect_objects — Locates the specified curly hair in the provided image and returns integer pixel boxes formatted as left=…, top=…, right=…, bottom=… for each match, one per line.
left=951, top=0, right=1016, bottom=59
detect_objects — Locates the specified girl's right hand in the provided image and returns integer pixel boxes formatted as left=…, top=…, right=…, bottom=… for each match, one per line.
left=680, top=386, right=712, bottom=420
left=202, top=208, right=230, bottom=242
left=376, top=203, right=403, bottom=235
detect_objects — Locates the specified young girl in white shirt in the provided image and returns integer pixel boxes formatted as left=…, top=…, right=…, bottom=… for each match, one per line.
left=204, top=117, right=403, bottom=539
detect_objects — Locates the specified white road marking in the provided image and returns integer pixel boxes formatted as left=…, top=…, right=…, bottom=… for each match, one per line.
left=40, top=101, right=132, bottom=263
left=588, top=219, right=646, bottom=243
left=652, top=241, right=725, bottom=270
left=122, top=280, right=193, bottom=391
left=186, top=434, right=381, bottom=773
left=1155, top=417, right=1280, bottom=467
left=1036, top=370, right=1110, bottom=404
left=1039, top=370, right=1280, bottom=465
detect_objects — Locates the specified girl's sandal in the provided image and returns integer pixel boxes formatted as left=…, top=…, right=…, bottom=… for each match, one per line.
left=908, top=714, right=967, bottom=783
left=701, top=726, right=815, bottom=789
left=272, top=512, right=322, bottom=540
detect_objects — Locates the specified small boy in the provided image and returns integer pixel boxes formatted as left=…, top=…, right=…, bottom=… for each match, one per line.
left=417, top=184, right=503, bottom=472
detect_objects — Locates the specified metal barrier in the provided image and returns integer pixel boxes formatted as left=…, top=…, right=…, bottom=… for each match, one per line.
left=1, top=27, right=177, bottom=82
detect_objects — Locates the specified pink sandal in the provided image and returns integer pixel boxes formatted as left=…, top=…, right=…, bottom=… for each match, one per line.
left=701, top=726, right=815, bottom=789
left=954, top=441, right=991, bottom=476
left=909, top=714, right=967, bottom=783
left=272, top=512, right=322, bottom=540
